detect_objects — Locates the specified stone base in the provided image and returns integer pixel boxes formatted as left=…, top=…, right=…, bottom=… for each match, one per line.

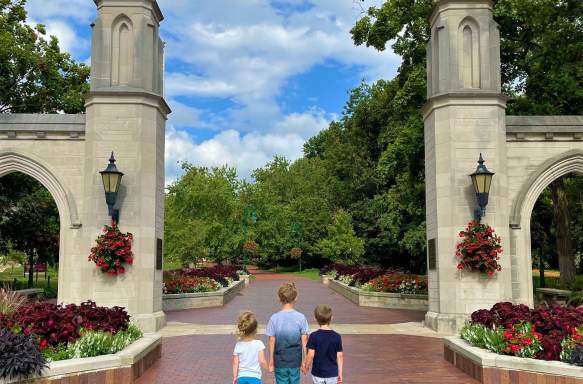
left=133, top=311, right=166, bottom=333
left=444, top=336, right=583, bottom=383
left=424, top=311, right=466, bottom=335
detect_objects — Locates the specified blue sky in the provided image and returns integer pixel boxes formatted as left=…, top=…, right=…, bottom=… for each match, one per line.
left=25, top=0, right=400, bottom=183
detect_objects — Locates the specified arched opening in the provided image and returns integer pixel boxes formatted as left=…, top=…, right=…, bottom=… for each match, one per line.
left=531, top=174, right=583, bottom=291
left=0, top=172, right=60, bottom=298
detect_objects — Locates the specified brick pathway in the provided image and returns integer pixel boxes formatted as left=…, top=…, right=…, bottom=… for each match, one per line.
left=137, top=272, right=476, bottom=384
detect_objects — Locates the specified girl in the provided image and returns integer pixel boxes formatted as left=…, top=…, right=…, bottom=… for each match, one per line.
left=233, top=311, right=268, bottom=384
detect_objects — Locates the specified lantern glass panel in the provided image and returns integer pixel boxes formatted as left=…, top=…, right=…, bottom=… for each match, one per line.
left=109, top=173, right=121, bottom=193
left=484, top=174, right=493, bottom=194
left=101, top=173, right=111, bottom=193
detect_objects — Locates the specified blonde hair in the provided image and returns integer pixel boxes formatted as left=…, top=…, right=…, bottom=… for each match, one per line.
left=278, top=282, right=298, bottom=304
left=314, top=304, right=332, bottom=325
left=237, top=311, right=258, bottom=338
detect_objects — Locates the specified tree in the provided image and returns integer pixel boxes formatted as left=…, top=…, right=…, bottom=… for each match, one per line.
left=0, top=173, right=59, bottom=288
left=0, top=0, right=90, bottom=113
left=314, top=210, right=364, bottom=265
left=165, top=164, right=243, bottom=266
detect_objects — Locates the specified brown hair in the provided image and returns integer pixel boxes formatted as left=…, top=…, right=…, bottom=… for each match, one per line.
left=278, top=282, right=298, bottom=304
left=237, top=311, right=258, bottom=338
left=314, top=304, right=332, bottom=325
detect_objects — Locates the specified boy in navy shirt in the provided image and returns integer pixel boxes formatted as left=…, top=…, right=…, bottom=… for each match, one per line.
left=302, top=305, right=344, bottom=384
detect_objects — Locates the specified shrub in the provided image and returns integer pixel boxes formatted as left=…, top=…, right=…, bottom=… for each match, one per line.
left=66, top=325, right=143, bottom=359
left=176, top=265, right=241, bottom=287
left=163, top=275, right=220, bottom=294
left=361, top=274, right=427, bottom=294
left=0, top=328, right=47, bottom=380
left=0, top=285, right=27, bottom=315
left=13, top=301, right=130, bottom=347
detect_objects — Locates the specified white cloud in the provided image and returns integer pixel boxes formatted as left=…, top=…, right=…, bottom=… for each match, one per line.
left=165, top=108, right=332, bottom=182
left=25, top=0, right=95, bottom=23
left=44, top=20, right=78, bottom=55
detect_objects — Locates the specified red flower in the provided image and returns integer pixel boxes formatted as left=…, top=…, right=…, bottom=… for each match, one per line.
left=510, top=344, right=521, bottom=353
left=88, top=222, right=133, bottom=275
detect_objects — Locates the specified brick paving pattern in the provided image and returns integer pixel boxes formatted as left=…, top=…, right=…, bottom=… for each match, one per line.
left=138, top=272, right=476, bottom=383
left=166, top=272, right=426, bottom=325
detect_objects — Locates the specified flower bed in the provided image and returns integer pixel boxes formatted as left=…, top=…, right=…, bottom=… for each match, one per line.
left=0, top=301, right=149, bottom=382
left=162, top=266, right=248, bottom=311
left=321, top=264, right=427, bottom=295
left=461, top=302, right=583, bottom=363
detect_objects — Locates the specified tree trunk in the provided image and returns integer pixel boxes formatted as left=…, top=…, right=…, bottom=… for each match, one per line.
left=550, top=178, right=576, bottom=287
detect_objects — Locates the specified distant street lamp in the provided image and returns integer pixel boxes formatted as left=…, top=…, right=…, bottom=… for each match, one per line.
left=100, top=152, right=124, bottom=224
left=470, top=153, right=494, bottom=223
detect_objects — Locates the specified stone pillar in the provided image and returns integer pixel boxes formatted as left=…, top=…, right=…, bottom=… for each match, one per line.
left=58, top=0, right=169, bottom=332
left=424, top=0, right=512, bottom=333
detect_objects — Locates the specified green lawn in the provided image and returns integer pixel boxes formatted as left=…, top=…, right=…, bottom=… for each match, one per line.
left=532, top=270, right=583, bottom=291
left=0, top=265, right=59, bottom=298
left=269, top=267, right=321, bottom=281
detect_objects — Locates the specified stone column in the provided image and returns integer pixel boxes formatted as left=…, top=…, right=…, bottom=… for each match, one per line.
left=59, top=0, right=169, bottom=332
left=424, top=0, right=512, bottom=333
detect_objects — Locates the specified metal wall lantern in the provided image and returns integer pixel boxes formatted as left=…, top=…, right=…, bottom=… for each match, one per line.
left=100, top=152, right=124, bottom=224
left=470, top=153, right=494, bottom=223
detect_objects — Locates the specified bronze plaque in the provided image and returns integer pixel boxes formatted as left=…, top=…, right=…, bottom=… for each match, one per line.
left=428, top=238, right=436, bottom=270
left=156, top=238, right=163, bottom=270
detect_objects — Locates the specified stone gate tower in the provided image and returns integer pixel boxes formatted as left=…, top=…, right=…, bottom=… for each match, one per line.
left=76, top=0, right=168, bottom=332
left=424, top=0, right=512, bottom=333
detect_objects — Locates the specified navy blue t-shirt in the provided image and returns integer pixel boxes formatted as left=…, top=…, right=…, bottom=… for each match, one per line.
left=307, top=329, right=343, bottom=378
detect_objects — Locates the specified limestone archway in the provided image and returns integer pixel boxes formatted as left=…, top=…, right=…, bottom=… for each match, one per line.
left=0, top=149, right=84, bottom=300
left=0, top=150, right=81, bottom=228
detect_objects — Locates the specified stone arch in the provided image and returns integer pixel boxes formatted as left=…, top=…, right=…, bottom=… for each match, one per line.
left=0, top=150, right=81, bottom=229
left=111, top=14, right=134, bottom=86
left=458, top=17, right=480, bottom=89
left=510, top=149, right=583, bottom=228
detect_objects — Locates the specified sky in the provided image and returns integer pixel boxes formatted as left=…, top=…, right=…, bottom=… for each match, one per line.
left=25, top=0, right=400, bottom=183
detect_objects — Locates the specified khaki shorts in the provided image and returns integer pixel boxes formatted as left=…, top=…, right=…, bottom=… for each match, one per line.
left=312, top=376, right=338, bottom=384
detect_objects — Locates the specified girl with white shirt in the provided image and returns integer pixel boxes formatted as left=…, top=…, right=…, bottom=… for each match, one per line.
left=233, top=311, right=269, bottom=384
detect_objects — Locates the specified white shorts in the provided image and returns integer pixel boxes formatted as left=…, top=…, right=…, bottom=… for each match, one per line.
left=312, top=376, right=338, bottom=384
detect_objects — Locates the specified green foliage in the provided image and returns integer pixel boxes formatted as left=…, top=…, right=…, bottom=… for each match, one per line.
left=314, top=210, right=364, bottom=265
left=57, top=325, right=143, bottom=361
left=0, top=0, right=89, bottom=113
left=461, top=323, right=508, bottom=354
left=0, top=173, right=60, bottom=288
left=165, top=164, right=243, bottom=265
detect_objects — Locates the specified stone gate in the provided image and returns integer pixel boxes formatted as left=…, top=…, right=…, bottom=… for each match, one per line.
left=0, top=0, right=168, bottom=332
left=424, top=0, right=583, bottom=333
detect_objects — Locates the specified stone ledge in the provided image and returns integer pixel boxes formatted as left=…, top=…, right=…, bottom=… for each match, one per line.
left=162, top=279, right=245, bottom=311
left=328, top=279, right=428, bottom=311
left=444, top=336, right=583, bottom=383
left=0, top=333, right=161, bottom=384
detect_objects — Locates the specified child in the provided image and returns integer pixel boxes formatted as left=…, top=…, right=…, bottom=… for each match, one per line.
left=233, top=311, right=268, bottom=384
left=302, top=305, right=344, bottom=384
left=266, top=282, right=310, bottom=384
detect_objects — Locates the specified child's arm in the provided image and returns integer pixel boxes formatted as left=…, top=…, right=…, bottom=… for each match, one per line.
left=268, top=336, right=276, bottom=372
left=232, top=355, right=239, bottom=384
left=302, top=348, right=315, bottom=374
left=258, top=349, right=269, bottom=371
left=301, top=333, right=308, bottom=361
left=337, top=351, right=344, bottom=383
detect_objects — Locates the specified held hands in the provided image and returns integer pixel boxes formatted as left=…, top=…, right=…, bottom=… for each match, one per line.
left=338, top=374, right=343, bottom=383
left=268, top=363, right=274, bottom=373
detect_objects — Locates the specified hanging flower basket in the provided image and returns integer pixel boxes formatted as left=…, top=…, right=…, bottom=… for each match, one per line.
left=88, top=223, right=133, bottom=276
left=243, top=240, right=258, bottom=253
left=455, top=221, right=502, bottom=277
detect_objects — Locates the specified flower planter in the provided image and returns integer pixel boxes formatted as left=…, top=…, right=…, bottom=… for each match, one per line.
left=162, top=279, right=245, bottom=311
left=444, top=336, right=583, bottom=383
left=321, top=275, right=331, bottom=285
left=0, top=334, right=161, bottom=384
left=328, top=279, right=428, bottom=311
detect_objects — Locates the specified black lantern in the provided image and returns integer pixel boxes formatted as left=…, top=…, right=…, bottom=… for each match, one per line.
left=100, top=152, right=124, bottom=223
left=470, top=153, right=494, bottom=223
